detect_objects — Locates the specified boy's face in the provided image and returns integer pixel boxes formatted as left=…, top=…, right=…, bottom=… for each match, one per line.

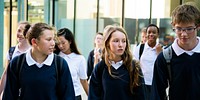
left=173, top=22, right=198, bottom=49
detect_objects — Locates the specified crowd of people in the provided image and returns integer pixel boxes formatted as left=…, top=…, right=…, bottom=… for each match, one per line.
left=0, top=2, right=199, bottom=100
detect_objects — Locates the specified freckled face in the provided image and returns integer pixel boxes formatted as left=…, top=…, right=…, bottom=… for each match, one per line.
left=108, top=31, right=126, bottom=59
left=35, top=30, right=55, bottom=55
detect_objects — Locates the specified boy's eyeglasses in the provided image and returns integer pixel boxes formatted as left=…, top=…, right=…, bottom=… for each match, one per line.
left=173, top=27, right=197, bottom=33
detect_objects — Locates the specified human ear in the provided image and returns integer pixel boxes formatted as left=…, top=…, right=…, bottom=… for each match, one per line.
left=31, top=38, right=37, bottom=46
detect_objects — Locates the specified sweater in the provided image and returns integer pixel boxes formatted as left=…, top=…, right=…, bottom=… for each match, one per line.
left=3, top=54, right=75, bottom=100
left=88, top=60, right=146, bottom=100
left=151, top=49, right=200, bottom=100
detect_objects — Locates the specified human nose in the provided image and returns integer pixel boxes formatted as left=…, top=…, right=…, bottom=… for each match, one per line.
left=119, top=41, right=123, bottom=46
left=51, top=39, right=55, bottom=45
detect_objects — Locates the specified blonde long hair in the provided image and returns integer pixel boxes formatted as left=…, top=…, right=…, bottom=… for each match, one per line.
left=102, top=25, right=141, bottom=93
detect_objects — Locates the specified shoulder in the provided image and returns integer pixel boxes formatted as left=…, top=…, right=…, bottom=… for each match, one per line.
left=89, top=49, right=94, bottom=55
left=73, top=53, right=86, bottom=61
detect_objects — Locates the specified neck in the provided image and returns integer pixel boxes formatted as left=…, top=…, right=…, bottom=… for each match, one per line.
left=148, top=41, right=156, bottom=48
left=31, top=49, right=47, bottom=64
left=18, top=41, right=30, bottom=52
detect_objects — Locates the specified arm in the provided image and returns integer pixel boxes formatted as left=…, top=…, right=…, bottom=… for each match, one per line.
left=156, top=44, right=163, bottom=55
left=79, top=56, right=89, bottom=95
left=87, top=50, right=94, bottom=80
left=93, top=50, right=101, bottom=66
left=0, top=67, right=8, bottom=95
left=88, top=62, right=103, bottom=100
left=3, top=59, right=20, bottom=100
left=80, top=79, right=89, bottom=95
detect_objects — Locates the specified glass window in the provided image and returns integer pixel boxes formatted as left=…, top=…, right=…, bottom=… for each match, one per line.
left=28, top=0, right=44, bottom=23
left=124, top=0, right=150, bottom=45
left=99, top=0, right=123, bottom=31
left=76, top=0, right=97, bottom=58
left=55, top=0, right=74, bottom=30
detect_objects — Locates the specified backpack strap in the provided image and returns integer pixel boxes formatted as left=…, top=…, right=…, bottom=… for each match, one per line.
left=16, top=53, right=26, bottom=81
left=54, top=54, right=63, bottom=98
left=139, top=44, right=145, bottom=59
left=9, top=46, right=16, bottom=60
left=163, top=46, right=172, bottom=82
left=54, top=54, right=63, bottom=82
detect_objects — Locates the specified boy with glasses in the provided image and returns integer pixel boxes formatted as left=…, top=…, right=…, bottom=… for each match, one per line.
left=151, top=2, right=200, bottom=100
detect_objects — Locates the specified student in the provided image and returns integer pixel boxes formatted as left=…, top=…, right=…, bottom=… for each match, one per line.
left=3, top=22, right=75, bottom=100
left=87, top=32, right=104, bottom=80
left=151, top=3, right=200, bottom=100
left=56, top=28, right=89, bottom=100
left=0, top=21, right=31, bottom=96
left=88, top=25, right=146, bottom=100
left=133, top=24, right=162, bottom=100
left=140, top=27, right=147, bottom=44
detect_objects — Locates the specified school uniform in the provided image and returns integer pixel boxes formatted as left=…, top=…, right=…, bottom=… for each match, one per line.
left=3, top=50, right=75, bottom=100
left=59, top=52, right=88, bottom=98
left=6, top=44, right=31, bottom=61
left=87, top=49, right=94, bottom=80
left=88, top=60, right=146, bottom=100
left=151, top=37, right=200, bottom=100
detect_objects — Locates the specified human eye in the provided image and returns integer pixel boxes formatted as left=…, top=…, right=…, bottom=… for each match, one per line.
left=122, top=39, right=126, bottom=43
left=113, top=39, right=119, bottom=42
left=186, top=28, right=194, bottom=33
left=62, top=42, right=65, bottom=45
left=173, top=28, right=181, bottom=33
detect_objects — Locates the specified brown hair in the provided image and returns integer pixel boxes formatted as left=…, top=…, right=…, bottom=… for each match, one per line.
left=171, top=2, right=200, bottom=26
left=102, top=25, right=141, bottom=93
left=26, top=22, right=55, bottom=45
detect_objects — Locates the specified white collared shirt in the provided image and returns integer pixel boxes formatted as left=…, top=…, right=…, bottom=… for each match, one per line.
left=172, top=37, right=200, bottom=56
left=110, top=60, right=123, bottom=70
left=6, top=44, right=31, bottom=60
left=59, top=52, right=87, bottom=96
left=26, top=49, right=54, bottom=68
left=133, top=41, right=160, bottom=85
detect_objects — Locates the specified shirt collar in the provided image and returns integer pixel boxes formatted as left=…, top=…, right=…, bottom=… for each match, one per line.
left=26, top=49, right=54, bottom=67
left=15, top=44, right=21, bottom=53
left=59, top=52, right=75, bottom=59
left=110, top=60, right=123, bottom=70
left=145, top=41, right=159, bottom=49
left=172, top=37, right=200, bottom=56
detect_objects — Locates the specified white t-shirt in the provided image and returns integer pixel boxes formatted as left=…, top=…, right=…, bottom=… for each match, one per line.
left=59, top=52, right=87, bottom=96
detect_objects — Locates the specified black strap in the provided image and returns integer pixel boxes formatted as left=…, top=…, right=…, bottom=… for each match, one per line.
left=139, top=44, right=145, bottom=59
left=54, top=54, right=63, bottom=99
left=16, top=54, right=26, bottom=82
left=54, top=54, right=63, bottom=83
left=9, top=46, right=16, bottom=60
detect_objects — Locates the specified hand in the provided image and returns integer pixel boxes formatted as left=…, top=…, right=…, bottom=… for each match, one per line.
left=156, top=44, right=163, bottom=55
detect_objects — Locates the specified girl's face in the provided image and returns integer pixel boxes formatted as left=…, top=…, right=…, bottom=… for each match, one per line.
left=95, top=34, right=104, bottom=46
left=57, top=36, right=71, bottom=54
left=35, top=30, right=55, bottom=55
left=108, top=31, right=126, bottom=61
left=16, top=24, right=26, bottom=43
left=147, top=26, right=159, bottom=44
